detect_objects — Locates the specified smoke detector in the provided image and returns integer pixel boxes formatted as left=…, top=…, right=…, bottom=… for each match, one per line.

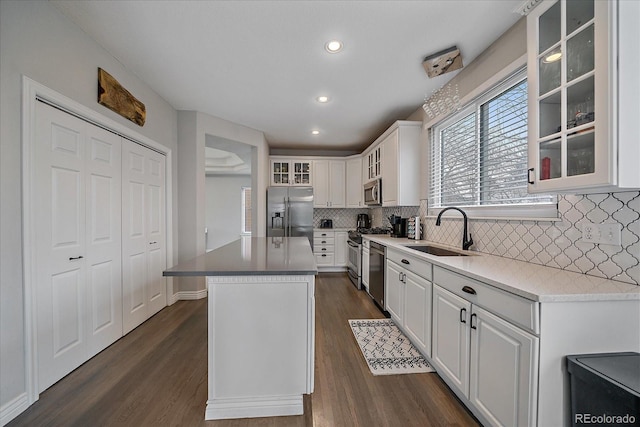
left=422, top=46, right=463, bottom=78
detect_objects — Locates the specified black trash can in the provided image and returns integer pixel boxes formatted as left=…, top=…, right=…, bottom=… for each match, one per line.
left=566, top=352, right=639, bottom=427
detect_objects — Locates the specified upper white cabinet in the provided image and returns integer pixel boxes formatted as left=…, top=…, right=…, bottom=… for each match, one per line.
left=313, top=159, right=345, bottom=207
left=363, top=121, right=421, bottom=206
left=346, top=157, right=364, bottom=208
left=527, top=0, right=640, bottom=193
left=365, top=145, right=381, bottom=181
left=270, top=158, right=312, bottom=186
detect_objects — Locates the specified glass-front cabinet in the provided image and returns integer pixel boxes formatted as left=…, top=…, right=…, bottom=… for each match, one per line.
left=527, top=0, right=639, bottom=193
left=366, top=146, right=381, bottom=181
left=270, top=158, right=312, bottom=186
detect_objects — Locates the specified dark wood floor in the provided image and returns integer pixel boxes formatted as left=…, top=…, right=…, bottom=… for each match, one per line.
left=8, top=273, right=480, bottom=427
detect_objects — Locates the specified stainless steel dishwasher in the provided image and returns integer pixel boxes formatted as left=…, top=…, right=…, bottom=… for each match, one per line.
left=368, top=241, right=386, bottom=311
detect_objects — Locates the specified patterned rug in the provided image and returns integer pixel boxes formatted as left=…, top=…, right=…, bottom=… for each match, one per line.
left=348, top=319, right=435, bottom=376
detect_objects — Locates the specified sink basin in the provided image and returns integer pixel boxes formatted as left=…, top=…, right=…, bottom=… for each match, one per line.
left=404, top=245, right=470, bottom=256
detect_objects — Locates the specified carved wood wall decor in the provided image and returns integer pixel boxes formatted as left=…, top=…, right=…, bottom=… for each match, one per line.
left=98, top=68, right=146, bottom=126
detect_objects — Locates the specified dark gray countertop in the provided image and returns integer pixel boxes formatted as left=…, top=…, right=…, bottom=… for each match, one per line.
left=163, top=236, right=317, bottom=276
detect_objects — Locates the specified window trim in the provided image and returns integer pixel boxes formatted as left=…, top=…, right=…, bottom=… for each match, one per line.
left=427, top=67, right=558, bottom=220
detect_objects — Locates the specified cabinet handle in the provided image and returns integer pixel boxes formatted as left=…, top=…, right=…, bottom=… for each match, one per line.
left=527, top=168, right=535, bottom=185
left=460, top=308, right=466, bottom=324
left=462, top=286, right=476, bottom=295
left=401, top=259, right=410, bottom=265
left=149, top=241, right=157, bottom=245
left=321, top=254, right=327, bottom=257
left=470, top=313, right=477, bottom=330
left=321, top=234, right=327, bottom=236
left=398, top=272, right=403, bottom=281
left=69, top=256, right=84, bottom=261
left=321, top=248, right=327, bottom=251
left=322, top=240, right=327, bottom=244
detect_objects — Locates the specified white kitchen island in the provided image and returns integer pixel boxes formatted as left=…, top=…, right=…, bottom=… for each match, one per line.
left=164, top=237, right=317, bottom=420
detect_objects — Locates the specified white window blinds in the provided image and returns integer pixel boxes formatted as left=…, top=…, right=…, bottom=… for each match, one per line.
left=429, top=70, right=555, bottom=216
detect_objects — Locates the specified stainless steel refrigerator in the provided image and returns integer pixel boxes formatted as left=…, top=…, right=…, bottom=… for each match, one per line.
left=266, top=187, right=314, bottom=247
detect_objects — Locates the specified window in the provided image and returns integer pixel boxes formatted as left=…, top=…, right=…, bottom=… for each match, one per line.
left=241, top=187, right=252, bottom=235
left=429, top=69, right=556, bottom=218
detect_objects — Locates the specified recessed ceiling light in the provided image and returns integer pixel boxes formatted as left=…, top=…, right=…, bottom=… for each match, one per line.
left=325, top=40, right=343, bottom=53
left=316, top=96, right=329, bottom=103
left=311, top=130, right=320, bottom=135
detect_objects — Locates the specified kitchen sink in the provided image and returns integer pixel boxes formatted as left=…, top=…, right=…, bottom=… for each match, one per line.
left=404, top=245, right=470, bottom=256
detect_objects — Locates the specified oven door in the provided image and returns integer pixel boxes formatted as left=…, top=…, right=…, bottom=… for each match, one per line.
left=347, top=240, right=361, bottom=289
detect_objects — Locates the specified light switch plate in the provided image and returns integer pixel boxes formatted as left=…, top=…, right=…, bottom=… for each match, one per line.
left=582, top=222, right=622, bottom=245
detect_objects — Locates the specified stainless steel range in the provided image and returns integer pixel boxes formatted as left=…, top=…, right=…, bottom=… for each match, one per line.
left=346, top=227, right=390, bottom=289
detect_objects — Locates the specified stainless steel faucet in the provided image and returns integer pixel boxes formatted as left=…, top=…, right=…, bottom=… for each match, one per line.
left=435, top=207, right=473, bottom=250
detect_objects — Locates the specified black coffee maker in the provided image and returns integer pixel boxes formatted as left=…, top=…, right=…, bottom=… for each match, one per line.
left=389, top=215, right=407, bottom=238
left=356, top=213, right=370, bottom=229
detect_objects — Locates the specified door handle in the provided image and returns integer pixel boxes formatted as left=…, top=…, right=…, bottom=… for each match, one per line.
left=470, top=313, right=477, bottom=330
left=69, top=256, right=84, bottom=261
left=460, top=308, right=466, bottom=324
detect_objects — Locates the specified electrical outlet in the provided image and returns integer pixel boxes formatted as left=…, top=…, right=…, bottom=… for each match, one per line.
left=582, top=222, right=622, bottom=245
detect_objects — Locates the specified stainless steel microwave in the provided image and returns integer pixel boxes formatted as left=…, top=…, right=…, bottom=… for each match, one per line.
left=364, top=179, right=382, bottom=206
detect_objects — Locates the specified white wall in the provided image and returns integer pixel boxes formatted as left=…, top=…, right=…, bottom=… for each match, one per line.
left=176, top=111, right=269, bottom=293
left=206, top=175, right=252, bottom=251
left=0, top=0, right=179, bottom=419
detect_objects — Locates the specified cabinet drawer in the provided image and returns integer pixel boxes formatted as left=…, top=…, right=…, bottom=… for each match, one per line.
left=387, top=248, right=432, bottom=281
left=314, top=231, right=334, bottom=239
left=314, top=237, right=335, bottom=246
left=433, top=266, right=539, bottom=334
left=314, top=244, right=334, bottom=254
left=315, top=253, right=335, bottom=266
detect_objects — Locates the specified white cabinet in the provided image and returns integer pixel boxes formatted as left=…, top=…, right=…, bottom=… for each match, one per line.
left=363, top=121, right=421, bottom=206
left=313, top=160, right=345, bottom=207
left=334, top=231, right=348, bottom=267
left=431, top=267, right=539, bottom=427
left=526, top=0, right=640, bottom=193
left=346, top=157, right=364, bottom=208
left=469, top=305, right=538, bottom=427
left=432, top=284, right=471, bottom=396
left=385, top=248, right=433, bottom=356
left=403, top=269, right=432, bottom=356
left=385, top=261, right=404, bottom=322
left=314, top=230, right=335, bottom=267
left=270, top=158, right=312, bottom=186
left=362, top=240, right=370, bottom=291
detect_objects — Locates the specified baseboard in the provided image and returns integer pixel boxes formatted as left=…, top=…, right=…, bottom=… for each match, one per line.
left=0, top=393, right=29, bottom=427
left=205, top=395, right=303, bottom=420
left=317, top=266, right=348, bottom=273
left=169, top=289, right=208, bottom=304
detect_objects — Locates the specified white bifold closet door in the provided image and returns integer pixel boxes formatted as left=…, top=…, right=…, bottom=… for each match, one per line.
left=35, top=101, right=123, bottom=392
left=121, top=139, right=167, bottom=334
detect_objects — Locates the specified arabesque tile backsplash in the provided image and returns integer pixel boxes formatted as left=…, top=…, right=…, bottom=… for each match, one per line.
left=312, top=192, right=639, bottom=285
left=420, top=191, right=639, bottom=285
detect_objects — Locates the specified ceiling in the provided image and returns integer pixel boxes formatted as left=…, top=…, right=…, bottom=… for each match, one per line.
left=52, top=0, right=523, bottom=153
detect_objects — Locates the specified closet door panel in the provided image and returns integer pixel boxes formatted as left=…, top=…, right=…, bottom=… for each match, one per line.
left=85, top=127, right=122, bottom=356
left=147, top=151, right=166, bottom=315
left=35, top=102, right=88, bottom=392
left=122, top=141, right=149, bottom=333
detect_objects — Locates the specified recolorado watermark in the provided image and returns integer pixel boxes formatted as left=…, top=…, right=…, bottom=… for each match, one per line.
left=575, top=413, right=636, bottom=424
